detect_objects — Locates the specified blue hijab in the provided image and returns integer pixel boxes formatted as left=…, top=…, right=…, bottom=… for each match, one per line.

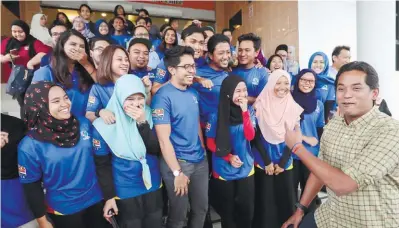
left=95, top=19, right=111, bottom=39
left=292, top=69, right=318, bottom=120
left=308, top=52, right=335, bottom=88
left=93, top=74, right=153, bottom=190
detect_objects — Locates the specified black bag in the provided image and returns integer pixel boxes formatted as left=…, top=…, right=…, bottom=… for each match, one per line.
left=6, top=57, right=34, bottom=99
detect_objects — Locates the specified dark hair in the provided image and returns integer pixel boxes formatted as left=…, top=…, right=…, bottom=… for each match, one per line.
left=128, top=38, right=152, bottom=52
left=164, top=46, right=195, bottom=73
left=133, top=25, right=148, bottom=35
left=221, top=28, right=231, bottom=35
left=275, top=44, right=288, bottom=53
left=56, top=12, right=73, bottom=29
left=89, top=37, right=111, bottom=50
left=51, top=30, right=94, bottom=91
left=48, top=20, right=68, bottom=36
left=202, top=26, right=215, bottom=35
left=79, top=4, right=92, bottom=13
left=96, top=45, right=130, bottom=85
left=181, top=25, right=205, bottom=41
left=238, top=33, right=261, bottom=51
left=138, top=9, right=149, bottom=16
left=169, top=17, right=179, bottom=25
left=335, top=61, right=379, bottom=90
left=160, top=23, right=170, bottom=34
left=159, top=27, right=178, bottom=52
left=207, top=34, right=230, bottom=54
left=114, top=5, right=126, bottom=17
left=332, top=45, right=351, bottom=63
left=266, top=54, right=283, bottom=70
left=113, top=16, right=125, bottom=24
left=135, top=17, right=147, bottom=24
left=145, top=17, right=152, bottom=25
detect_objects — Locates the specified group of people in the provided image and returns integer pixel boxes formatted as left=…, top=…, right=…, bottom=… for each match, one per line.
left=1, top=4, right=398, bottom=228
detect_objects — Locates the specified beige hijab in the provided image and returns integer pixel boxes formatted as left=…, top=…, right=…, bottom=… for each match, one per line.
left=254, top=69, right=303, bottom=144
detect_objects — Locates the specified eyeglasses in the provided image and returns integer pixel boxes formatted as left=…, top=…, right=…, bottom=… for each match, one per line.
left=51, top=32, right=62, bottom=37
left=176, top=64, right=196, bottom=71
left=134, top=33, right=149, bottom=38
left=93, top=47, right=105, bottom=53
left=299, top=78, right=316, bottom=85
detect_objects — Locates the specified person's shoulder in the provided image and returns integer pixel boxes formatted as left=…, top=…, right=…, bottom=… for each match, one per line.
left=257, top=66, right=268, bottom=75
left=156, top=83, right=173, bottom=95
left=374, top=112, right=399, bottom=133
left=18, top=134, right=37, bottom=153
left=77, top=116, right=91, bottom=129
left=33, top=65, right=53, bottom=82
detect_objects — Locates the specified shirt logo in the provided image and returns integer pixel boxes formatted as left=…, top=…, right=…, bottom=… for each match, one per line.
left=81, top=131, right=90, bottom=140
left=321, top=85, right=328, bottom=90
left=24, top=46, right=29, bottom=50
left=206, top=123, right=211, bottom=132
left=252, top=78, right=259, bottom=85
left=148, top=73, right=155, bottom=79
left=157, top=68, right=166, bottom=78
left=88, top=96, right=96, bottom=104
left=93, top=139, right=101, bottom=150
left=18, top=165, right=27, bottom=178
left=152, top=108, right=164, bottom=118
left=193, top=96, right=198, bottom=103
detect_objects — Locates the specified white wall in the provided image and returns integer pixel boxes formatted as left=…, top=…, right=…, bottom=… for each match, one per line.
left=297, top=0, right=357, bottom=68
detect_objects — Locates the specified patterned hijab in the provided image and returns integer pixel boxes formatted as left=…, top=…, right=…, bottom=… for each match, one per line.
left=23, top=81, right=80, bottom=147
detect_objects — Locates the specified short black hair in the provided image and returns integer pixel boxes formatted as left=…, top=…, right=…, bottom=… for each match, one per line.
left=207, top=34, right=230, bottom=54
left=135, top=16, right=146, bottom=24
left=137, top=9, right=149, bottom=16
left=79, top=4, right=92, bottom=13
left=266, top=54, right=283, bottom=70
left=89, top=37, right=111, bottom=50
left=181, top=25, right=205, bottom=41
left=145, top=17, right=152, bottom=25
left=164, top=46, right=195, bottom=71
left=335, top=61, right=379, bottom=90
left=48, top=20, right=67, bottom=36
left=113, top=16, right=125, bottom=23
left=128, top=38, right=152, bottom=52
left=238, top=33, right=261, bottom=51
left=332, top=45, right=351, bottom=63
left=221, top=28, right=231, bottom=35
left=169, top=17, right=179, bottom=25
left=275, top=44, right=288, bottom=53
left=114, top=5, right=126, bottom=17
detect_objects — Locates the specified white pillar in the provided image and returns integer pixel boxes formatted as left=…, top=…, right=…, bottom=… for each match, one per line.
left=357, top=1, right=398, bottom=119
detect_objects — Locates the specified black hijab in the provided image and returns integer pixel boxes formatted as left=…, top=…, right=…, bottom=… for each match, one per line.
left=5, top=20, right=37, bottom=58
left=215, top=74, right=245, bottom=157
left=23, top=81, right=80, bottom=148
left=292, top=69, right=318, bottom=120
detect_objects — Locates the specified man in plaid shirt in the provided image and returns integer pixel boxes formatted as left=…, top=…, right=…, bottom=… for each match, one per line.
left=283, top=61, right=399, bottom=228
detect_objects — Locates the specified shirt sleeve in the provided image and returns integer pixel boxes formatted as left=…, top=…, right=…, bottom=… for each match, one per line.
left=316, top=101, right=325, bottom=128
left=31, top=66, right=53, bottom=82
left=92, top=128, right=111, bottom=156
left=342, top=126, right=399, bottom=190
left=18, top=138, right=42, bottom=183
left=86, top=86, right=103, bottom=112
left=154, top=61, right=170, bottom=84
left=151, top=92, right=171, bottom=125
left=205, top=114, right=217, bottom=138
left=255, top=69, right=268, bottom=97
left=33, top=40, right=51, bottom=54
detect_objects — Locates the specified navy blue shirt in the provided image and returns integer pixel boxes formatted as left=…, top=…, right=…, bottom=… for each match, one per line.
left=18, top=118, right=103, bottom=215
left=232, top=66, right=269, bottom=97
left=130, top=67, right=157, bottom=82
left=111, top=34, right=132, bottom=48
left=151, top=83, right=204, bottom=163
left=40, top=51, right=52, bottom=67
left=32, top=65, right=90, bottom=117
left=92, top=128, right=162, bottom=200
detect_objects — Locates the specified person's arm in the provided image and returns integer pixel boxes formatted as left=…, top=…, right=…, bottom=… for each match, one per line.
left=151, top=82, right=163, bottom=95
left=198, top=120, right=205, bottom=149
left=324, top=100, right=334, bottom=123
left=278, top=146, right=292, bottom=168
left=85, top=111, right=97, bottom=123
left=27, top=53, right=46, bottom=69
left=22, top=181, right=46, bottom=218
left=205, top=116, right=232, bottom=162
left=251, top=126, right=272, bottom=166
left=206, top=138, right=232, bottom=162
left=247, top=97, right=257, bottom=105
left=299, top=173, right=324, bottom=207
left=0, top=54, right=13, bottom=63
left=155, top=124, right=181, bottom=172
left=242, top=110, right=255, bottom=140
left=138, top=122, right=161, bottom=156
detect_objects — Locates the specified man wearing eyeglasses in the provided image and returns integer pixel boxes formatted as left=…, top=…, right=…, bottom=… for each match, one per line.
left=89, top=38, right=111, bottom=69
left=40, top=21, right=67, bottom=67
left=152, top=46, right=208, bottom=228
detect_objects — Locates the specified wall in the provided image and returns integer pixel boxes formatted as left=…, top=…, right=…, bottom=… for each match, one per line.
left=297, top=0, right=357, bottom=69
left=215, top=1, right=299, bottom=59
left=1, top=1, right=41, bottom=37
left=1, top=5, right=19, bottom=37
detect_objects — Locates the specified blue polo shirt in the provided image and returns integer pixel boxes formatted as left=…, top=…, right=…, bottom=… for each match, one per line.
left=232, top=66, right=268, bottom=97
left=111, top=34, right=132, bottom=48
left=86, top=82, right=114, bottom=113
left=130, top=67, right=157, bottom=82
left=18, top=118, right=103, bottom=215
left=151, top=83, right=204, bottom=163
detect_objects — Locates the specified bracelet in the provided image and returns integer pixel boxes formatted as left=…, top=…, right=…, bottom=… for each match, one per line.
left=95, top=109, right=101, bottom=118
left=295, top=202, right=308, bottom=213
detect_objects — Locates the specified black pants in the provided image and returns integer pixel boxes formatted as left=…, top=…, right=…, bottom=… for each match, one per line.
left=253, top=167, right=296, bottom=228
left=116, top=188, right=163, bottom=228
left=48, top=201, right=109, bottom=228
left=292, top=160, right=318, bottom=212
left=210, top=175, right=255, bottom=228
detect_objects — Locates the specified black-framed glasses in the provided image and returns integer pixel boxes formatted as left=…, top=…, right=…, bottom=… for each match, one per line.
left=299, top=78, right=316, bottom=84
left=175, top=64, right=196, bottom=71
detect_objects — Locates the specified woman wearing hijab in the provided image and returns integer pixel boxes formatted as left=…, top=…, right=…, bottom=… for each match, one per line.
left=18, top=82, right=107, bottom=228
left=287, top=46, right=300, bottom=76
left=308, top=51, right=336, bottom=122
left=73, top=16, right=95, bottom=41
left=291, top=69, right=325, bottom=212
left=92, top=75, right=163, bottom=228
left=30, top=13, right=53, bottom=47
left=206, top=75, right=256, bottom=228
left=95, top=19, right=111, bottom=39
left=1, top=114, right=37, bottom=228
left=55, top=12, right=73, bottom=29
left=252, top=69, right=303, bottom=228
left=1, top=20, right=51, bottom=83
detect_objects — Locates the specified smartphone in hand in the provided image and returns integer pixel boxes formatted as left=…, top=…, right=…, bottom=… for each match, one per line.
left=10, top=49, right=18, bottom=56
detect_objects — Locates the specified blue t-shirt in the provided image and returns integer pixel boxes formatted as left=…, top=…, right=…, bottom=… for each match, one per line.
left=32, top=65, right=90, bottom=117
left=130, top=67, right=157, bottom=82
left=40, top=51, right=52, bottom=67
left=111, top=34, right=132, bottom=48
left=86, top=82, right=114, bottom=113
left=316, top=83, right=335, bottom=104
left=151, top=83, right=204, bottom=163
left=192, top=65, right=229, bottom=123
left=151, top=37, right=162, bottom=50
left=232, top=66, right=268, bottom=97
left=155, top=45, right=166, bottom=61
left=92, top=128, right=162, bottom=200
left=293, top=100, right=325, bottom=159
left=205, top=108, right=256, bottom=181
left=18, top=118, right=102, bottom=215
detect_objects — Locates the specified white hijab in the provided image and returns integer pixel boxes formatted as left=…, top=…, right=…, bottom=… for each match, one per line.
left=30, top=13, right=52, bottom=47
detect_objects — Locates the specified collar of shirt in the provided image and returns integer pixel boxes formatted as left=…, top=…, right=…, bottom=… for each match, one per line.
left=339, top=106, right=379, bottom=129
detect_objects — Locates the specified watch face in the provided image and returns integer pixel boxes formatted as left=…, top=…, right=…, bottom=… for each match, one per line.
left=173, top=170, right=180, bottom=176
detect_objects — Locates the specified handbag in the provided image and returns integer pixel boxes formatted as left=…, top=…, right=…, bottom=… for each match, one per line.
left=6, top=55, right=34, bottom=99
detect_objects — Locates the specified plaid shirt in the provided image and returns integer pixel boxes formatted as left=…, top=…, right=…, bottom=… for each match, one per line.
left=315, top=107, right=399, bottom=227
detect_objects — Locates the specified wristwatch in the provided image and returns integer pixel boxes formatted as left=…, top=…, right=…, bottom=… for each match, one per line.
left=295, top=202, right=308, bottom=213
left=95, top=109, right=101, bottom=118
left=136, top=120, right=147, bottom=126
left=173, top=169, right=182, bottom=177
